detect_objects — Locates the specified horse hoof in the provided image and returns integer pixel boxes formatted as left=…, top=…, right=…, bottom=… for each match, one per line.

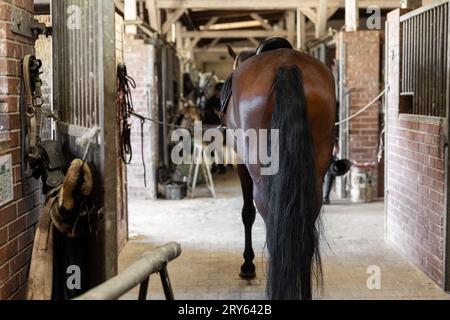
left=240, top=264, right=256, bottom=279
left=239, top=272, right=256, bottom=280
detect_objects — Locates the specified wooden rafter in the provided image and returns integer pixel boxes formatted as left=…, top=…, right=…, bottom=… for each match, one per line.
left=162, top=8, right=187, bottom=34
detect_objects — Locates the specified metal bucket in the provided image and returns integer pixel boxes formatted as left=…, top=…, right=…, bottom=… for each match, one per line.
left=165, top=182, right=188, bottom=200
left=350, top=163, right=374, bottom=203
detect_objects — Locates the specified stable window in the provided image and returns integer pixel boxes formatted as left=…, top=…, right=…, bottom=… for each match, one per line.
left=400, top=1, right=449, bottom=118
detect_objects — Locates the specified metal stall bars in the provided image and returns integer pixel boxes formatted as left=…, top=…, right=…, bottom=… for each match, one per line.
left=74, top=243, right=181, bottom=300
left=52, top=0, right=119, bottom=286
left=400, top=1, right=449, bottom=117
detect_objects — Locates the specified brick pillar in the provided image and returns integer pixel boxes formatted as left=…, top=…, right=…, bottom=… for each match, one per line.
left=0, top=0, right=41, bottom=300
left=123, top=35, right=159, bottom=200
left=338, top=30, right=383, bottom=198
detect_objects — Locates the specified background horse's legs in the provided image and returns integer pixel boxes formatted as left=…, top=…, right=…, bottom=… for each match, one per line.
left=237, top=164, right=257, bottom=279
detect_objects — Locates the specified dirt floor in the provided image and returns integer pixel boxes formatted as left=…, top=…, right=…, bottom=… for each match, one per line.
left=119, top=168, right=450, bottom=300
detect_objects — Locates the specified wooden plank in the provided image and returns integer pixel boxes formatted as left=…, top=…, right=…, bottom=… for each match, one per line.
left=162, top=8, right=187, bottom=34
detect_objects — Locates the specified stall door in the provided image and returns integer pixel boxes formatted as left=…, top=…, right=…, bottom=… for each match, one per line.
left=52, top=0, right=118, bottom=286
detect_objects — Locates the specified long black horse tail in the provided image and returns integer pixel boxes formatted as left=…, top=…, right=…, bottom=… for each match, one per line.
left=265, top=65, right=322, bottom=300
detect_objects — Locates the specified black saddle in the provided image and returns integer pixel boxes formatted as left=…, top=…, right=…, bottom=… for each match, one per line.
left=220, top=38, right=294, bottom=118
left=256, top=37, right=294, bottom=55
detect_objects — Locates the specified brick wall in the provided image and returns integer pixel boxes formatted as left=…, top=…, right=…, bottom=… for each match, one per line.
left=338, top=30, right=383, bottom=196
left=0, top=0, right=41, bottom=300
left=386, top=9, right=446, bottom=287
left=123, top=35, right=159, bottom=200
left=345, top=30, right=382, bottom=164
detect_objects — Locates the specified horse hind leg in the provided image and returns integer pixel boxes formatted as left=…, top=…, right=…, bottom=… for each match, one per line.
left=237, top=165, right=257, bottom=279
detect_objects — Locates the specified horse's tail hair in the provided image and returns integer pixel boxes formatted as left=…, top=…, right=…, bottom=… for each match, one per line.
left=264, top=65, right=322, bottom=300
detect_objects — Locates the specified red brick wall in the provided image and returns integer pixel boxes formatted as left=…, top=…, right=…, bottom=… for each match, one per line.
left=342, top=30, right=382, bottom=186
left=386, top=9, right=446, bottom=287
left=123, top=35, right=159, bottom=199
left=0, top=0, right=41, bottom=300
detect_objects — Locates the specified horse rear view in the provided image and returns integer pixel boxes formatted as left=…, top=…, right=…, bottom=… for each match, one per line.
left=224, top=41, right=336, bottom=300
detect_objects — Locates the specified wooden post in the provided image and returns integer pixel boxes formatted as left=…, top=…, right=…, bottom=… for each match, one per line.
left=296, top=9, right=306, bottom=50
left=316, top=0, right=328, bottom=38
left=400, top=0, right=422, bottom=9
left=345, top=0, right=359, bottom=31
left=286, top=10, right=296, bottom=45
left=124, top=0, right=137, bottom=34
left=146, top=0, right=161, bottom=32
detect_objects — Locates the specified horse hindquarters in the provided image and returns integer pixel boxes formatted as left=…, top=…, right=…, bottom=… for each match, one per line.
left=264, top=66, right=322, bottom=300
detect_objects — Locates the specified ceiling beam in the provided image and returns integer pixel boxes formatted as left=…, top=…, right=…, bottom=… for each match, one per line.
left=188, top=16, right=219, bottom=51
left=182, top=30, right=289, bottom=39
left=162, top=8, right=187, bottom=34
left=249, top=13, right=273, bottom=30
left=300, top=7, right=317, bottom=24
left=208, top=38, right=221, bottom=49
left=156, top=0, right=404, bottom=10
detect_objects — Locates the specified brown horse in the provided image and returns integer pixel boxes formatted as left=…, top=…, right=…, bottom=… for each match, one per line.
left=223, top=41, right=336, bottom=300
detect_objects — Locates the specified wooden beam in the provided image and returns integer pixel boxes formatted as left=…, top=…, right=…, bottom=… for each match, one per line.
left=146, top=0, right=160, bottom=31
left=124, top=0, right=137, bottom=34
left=187, top=16, right=219, bottom=51
left=249, top=13, right=273, bottom=31
left=296, top=9, right=306, bottom=50
left=400, top=0, right=422, bottom=9
left=182, top=30, right=289, bottom=39
left=208, top=38, right=221, bottom=49
left=156, top=0, right=404, bottom=10
left=300, top=7, right=317, bottom=24
left=316, top=0, right=328, bottom=38
left=328, top=7, right=339, bottom=19
left=162, top=8, right=186, bottom=34
left=345, top=0, right=359, bottom=31
left=286, top=10, right=296, bottom=45
left=248, top=37, right=260, bottom=47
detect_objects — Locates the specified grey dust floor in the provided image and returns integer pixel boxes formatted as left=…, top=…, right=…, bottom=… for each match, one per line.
left=119, top=168, right=450, bottom=300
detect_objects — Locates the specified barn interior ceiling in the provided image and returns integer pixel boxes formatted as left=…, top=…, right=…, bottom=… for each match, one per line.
left=33, top=0, right=434, bottom=56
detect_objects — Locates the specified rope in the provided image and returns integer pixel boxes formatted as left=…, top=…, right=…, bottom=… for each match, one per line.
left=130, top=111, right=192, bottom=131
left=335, top=89, right=386, bottom=126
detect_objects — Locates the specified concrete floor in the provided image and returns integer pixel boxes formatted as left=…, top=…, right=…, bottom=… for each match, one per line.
left=120, top=168, right=450, bottom=300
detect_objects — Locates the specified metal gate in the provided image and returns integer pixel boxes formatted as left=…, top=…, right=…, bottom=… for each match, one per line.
left=400, top=1, right=449, bottom=117
left=52, top=0, right=118, bottom=286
